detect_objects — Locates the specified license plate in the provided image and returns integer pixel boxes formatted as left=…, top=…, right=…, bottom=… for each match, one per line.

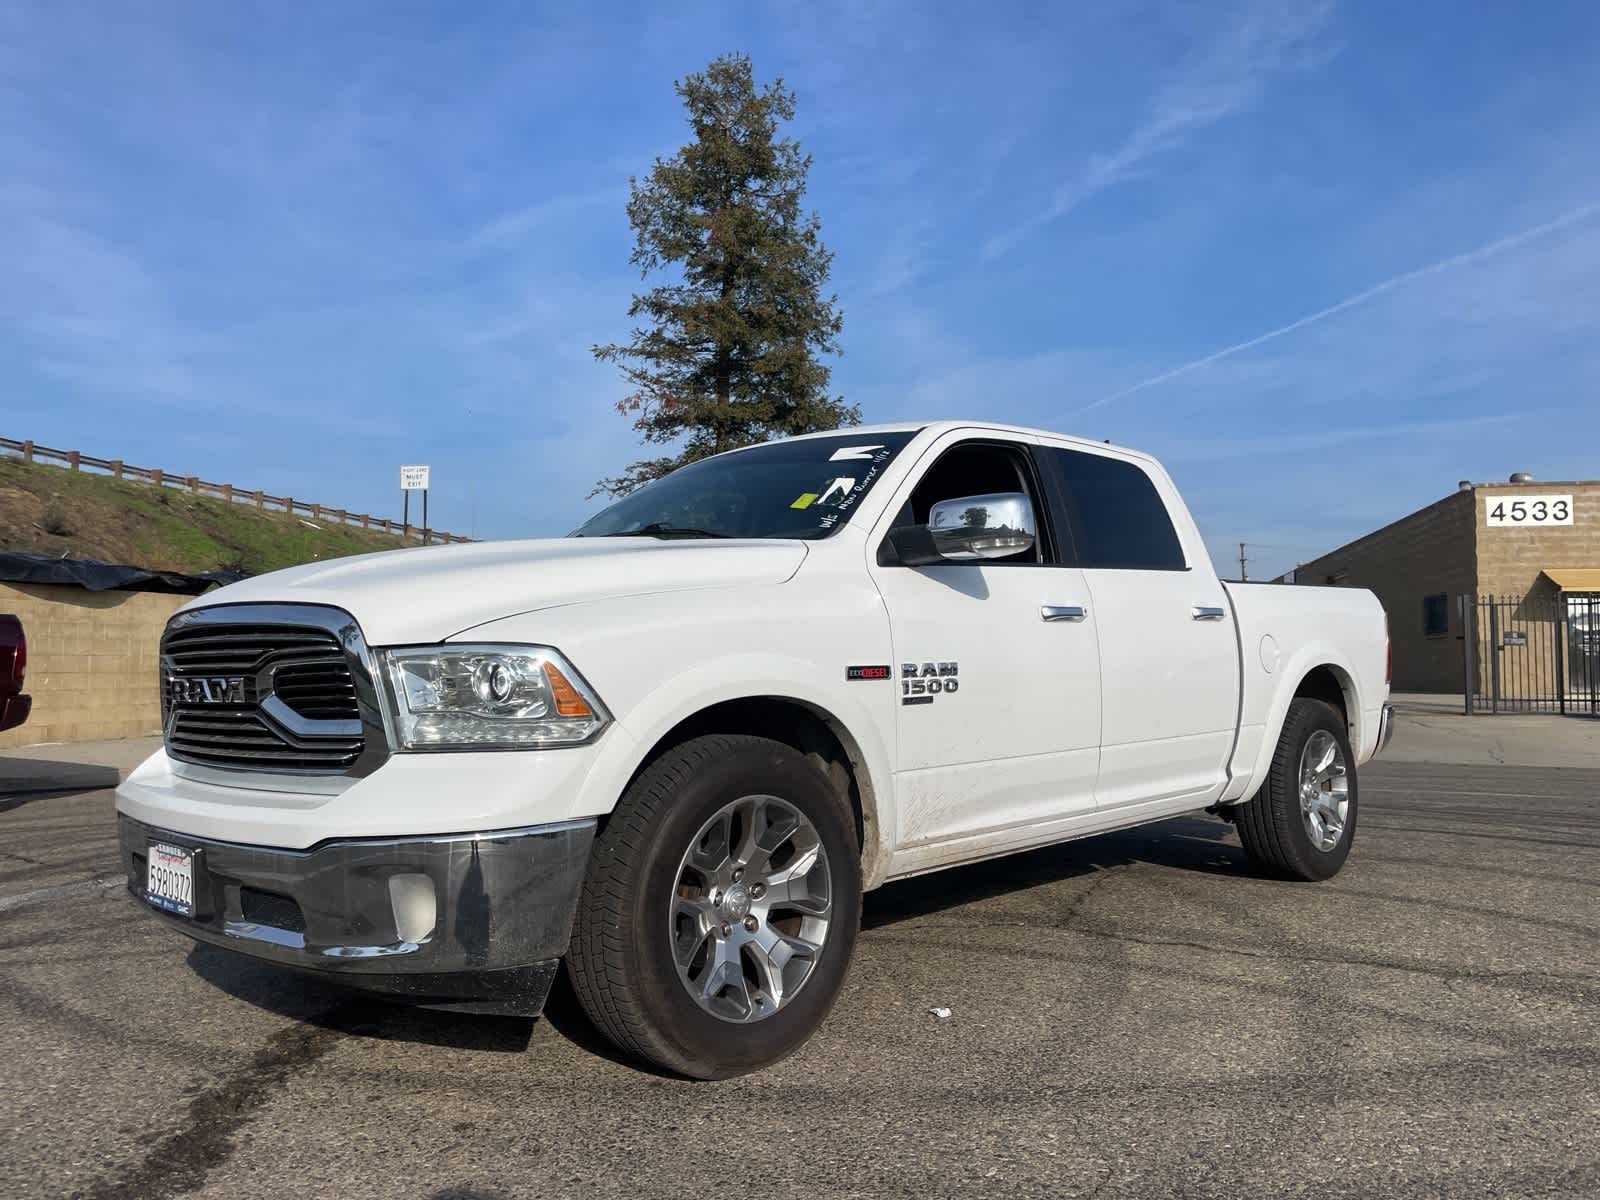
left=145, top=842, right=195, bottom=917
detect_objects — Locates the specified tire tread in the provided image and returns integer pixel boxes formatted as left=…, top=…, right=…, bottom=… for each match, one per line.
left=1233, top=698, right=1355, bottom=881
left=568, top=733, right=853, bottom=1074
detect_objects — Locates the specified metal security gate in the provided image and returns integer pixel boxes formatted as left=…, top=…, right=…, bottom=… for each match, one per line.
left=1460, top=592, right=1600, bottom=714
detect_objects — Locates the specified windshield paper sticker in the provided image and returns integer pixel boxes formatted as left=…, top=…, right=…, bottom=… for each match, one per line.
left=818, top=477, right=854, bottom=504
left=806, top=445, right=897, bottom=531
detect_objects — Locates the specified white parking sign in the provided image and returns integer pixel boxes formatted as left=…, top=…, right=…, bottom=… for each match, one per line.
left=400, top=465, right=430, bottom=491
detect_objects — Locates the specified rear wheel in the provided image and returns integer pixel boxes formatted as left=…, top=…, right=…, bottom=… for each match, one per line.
left=567, top=733, right=862, bottom=1078
left=1233, top=698, right=1357, bottom=881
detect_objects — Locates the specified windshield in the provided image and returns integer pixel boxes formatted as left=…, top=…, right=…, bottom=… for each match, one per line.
left=573, top=431, right=918, bottom=540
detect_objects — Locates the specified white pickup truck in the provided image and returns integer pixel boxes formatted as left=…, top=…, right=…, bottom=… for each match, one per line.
left=116, top=421, right=1393, bottom=1078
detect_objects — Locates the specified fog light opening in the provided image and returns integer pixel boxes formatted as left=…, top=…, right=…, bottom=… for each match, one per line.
left=388, top=873, right=438, bottom=945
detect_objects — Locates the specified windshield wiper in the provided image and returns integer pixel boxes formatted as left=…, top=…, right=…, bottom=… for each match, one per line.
left=599, top=523, right=733, bottom=539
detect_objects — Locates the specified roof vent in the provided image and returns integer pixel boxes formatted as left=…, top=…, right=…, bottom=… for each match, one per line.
left=1457, top=480, right=1472, bottom=491
left=1509, top=472, right=1534, bottom=484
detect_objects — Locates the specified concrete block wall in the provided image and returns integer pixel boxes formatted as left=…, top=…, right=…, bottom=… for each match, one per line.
left=1296, top=480, right=1599, bottom=697
left=1469, top=482, right=1600, bottom=703
left=0, top=581, right=186, bottom=748
left=1294, top=491, right=1477, bottom=693
left=1473, top=482, right=1600, bottom=597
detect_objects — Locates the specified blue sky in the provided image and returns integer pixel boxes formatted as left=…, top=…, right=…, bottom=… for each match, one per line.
left=4, top=1, right=1599, bottom=579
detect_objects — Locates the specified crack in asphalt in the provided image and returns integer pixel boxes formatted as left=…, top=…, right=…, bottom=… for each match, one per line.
left=1056, top=864, right=1129, bottom=926
left=877, top=911, right=1600, bottom=995
left=0, top=849, right=51, bottom=867
left=0, top=877, right=123, bottom=914
left=1063, top=925, right=1600, bottom=992
left=77, top=1015, right=352, bottom=1200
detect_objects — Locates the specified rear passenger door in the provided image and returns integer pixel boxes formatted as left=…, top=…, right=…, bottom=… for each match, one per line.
left=1038, top=443, right=1239, bottom=812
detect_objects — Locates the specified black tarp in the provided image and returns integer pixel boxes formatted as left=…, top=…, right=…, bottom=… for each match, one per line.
left=0, top=552, right=243, bottom=595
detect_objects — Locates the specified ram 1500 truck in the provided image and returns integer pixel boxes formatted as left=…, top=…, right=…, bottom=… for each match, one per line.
left=116, top=421, right=1393, bottom=1078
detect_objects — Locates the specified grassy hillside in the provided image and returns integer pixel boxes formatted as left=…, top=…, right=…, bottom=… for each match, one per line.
left=0, top=456, right=420, bottom=575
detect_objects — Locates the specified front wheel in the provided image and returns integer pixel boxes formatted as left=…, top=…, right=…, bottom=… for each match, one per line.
left=567, top=734, right=862, bottom=1078
left=1233, top=698, right=1358, bottom=881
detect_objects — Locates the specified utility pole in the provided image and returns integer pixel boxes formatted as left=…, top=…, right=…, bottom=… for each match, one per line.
left=1238, top=542, right=1249, bottom=582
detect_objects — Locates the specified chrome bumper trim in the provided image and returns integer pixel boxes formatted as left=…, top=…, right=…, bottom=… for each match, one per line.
left=119, top=815, right=595, bottom=979
left=1375, top=702, right=1396, bottom=758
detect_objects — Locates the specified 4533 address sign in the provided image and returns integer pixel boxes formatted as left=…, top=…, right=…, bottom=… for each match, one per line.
left=1485, top=494, right=1573, bottom=527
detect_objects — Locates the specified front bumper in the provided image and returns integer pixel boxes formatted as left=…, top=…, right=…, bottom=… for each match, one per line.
left=118, top=814, right=595, bottom=1015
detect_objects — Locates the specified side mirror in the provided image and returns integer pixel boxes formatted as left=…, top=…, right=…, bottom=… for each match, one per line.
left=881, top=492, right=1037, bottom=566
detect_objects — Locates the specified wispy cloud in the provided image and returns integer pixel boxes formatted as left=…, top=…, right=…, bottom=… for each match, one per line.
left=1161, top=412, right=1521, bottom=463
left=1075, top=201, right=1600, bottom=415
left=984, top=0, right=1336, bottom=258
left=3, top=0, right=1598, bottom=553
left=0, top=198, right=198, bottom=404
left=457, top=188, right=621, bottom=257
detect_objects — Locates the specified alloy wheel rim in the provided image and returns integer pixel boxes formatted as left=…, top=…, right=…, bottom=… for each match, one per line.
left=1298, top=729, right=1350, bottom=852
left=669, top=794, right=833, bottom=1023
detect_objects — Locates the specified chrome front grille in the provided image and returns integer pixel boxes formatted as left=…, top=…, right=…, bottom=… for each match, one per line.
left=167, top=709, right=365, bottom=770
left=160, top=606, right=386, bottom=777
left=159, top=625, right=342, bottom=675
left=270, top=659, right=359, bottom=721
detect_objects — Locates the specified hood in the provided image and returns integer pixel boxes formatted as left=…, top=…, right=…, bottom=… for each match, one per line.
left=182, top=537, right=809, bottom=645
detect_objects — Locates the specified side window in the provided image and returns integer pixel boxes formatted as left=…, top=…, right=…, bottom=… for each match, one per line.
left=1422, top=593, right=1449, bottom=638
left=1046, top=447, right=1186, bottom=571
left=890, top=441, right=1050, bottom=565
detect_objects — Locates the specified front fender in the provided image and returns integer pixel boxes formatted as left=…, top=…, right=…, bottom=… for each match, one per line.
left=566, top=654, right=895, bottom=881
left=457, top=582, right=899, bottom=885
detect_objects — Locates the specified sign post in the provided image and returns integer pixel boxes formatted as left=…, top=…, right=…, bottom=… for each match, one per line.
left=400, top=465, right=430, bottom=542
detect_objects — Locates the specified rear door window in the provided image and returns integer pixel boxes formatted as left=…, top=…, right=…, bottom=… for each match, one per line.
left=1043, top=447, right=1186, bottom=570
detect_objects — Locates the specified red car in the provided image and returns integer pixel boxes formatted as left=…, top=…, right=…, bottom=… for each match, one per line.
left=0, top=615, right=30, bottom=732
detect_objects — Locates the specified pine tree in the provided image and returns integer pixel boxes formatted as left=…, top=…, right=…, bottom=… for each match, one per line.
left=592, top=53, right=857, bottom=496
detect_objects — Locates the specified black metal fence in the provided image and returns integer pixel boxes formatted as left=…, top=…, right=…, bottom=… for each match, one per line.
left=1460, top=592, right=1600, bottom=715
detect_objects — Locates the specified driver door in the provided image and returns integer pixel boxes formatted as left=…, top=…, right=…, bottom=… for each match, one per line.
left=867, top=433, right=1102, bottom=852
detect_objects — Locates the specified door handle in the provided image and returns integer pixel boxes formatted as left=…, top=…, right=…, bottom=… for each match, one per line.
left=1191, top=605, right=1227, bottom=621
left=1041, top=605, right=1088, bottom=622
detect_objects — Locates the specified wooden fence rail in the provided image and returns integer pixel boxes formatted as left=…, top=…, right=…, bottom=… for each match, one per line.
left=0, top=436, right=471, bottom=545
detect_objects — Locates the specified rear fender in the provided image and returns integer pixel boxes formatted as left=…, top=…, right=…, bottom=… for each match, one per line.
left=1221, top=647, right=1365, bottom=804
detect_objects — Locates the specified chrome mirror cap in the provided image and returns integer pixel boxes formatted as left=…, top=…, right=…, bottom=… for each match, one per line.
left=927, top=492, right=1037, bottom=560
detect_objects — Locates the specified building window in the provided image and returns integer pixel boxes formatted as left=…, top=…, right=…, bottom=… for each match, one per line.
left=1423, top=593, right=1449, bottom=638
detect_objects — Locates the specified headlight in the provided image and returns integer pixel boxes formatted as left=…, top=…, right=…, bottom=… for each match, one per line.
left=379, top=645, right=610, bottom=750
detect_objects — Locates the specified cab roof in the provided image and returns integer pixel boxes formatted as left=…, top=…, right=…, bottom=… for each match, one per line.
left=763, top=420, right=1154, bottom=463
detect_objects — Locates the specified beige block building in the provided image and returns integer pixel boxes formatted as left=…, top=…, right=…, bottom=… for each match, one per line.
left=1292, top=478, right=1600, bottom=697
left=0, top=581, right=187, bottom=748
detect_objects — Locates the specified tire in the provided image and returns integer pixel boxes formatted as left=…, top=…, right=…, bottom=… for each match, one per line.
left=1234, top=698, right=1358, bottom=881
left=567, top=733, right=862, bottom=1079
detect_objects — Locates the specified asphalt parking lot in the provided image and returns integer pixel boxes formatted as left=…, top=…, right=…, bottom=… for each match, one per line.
left=3, top=713, right=1598, bottom=1199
